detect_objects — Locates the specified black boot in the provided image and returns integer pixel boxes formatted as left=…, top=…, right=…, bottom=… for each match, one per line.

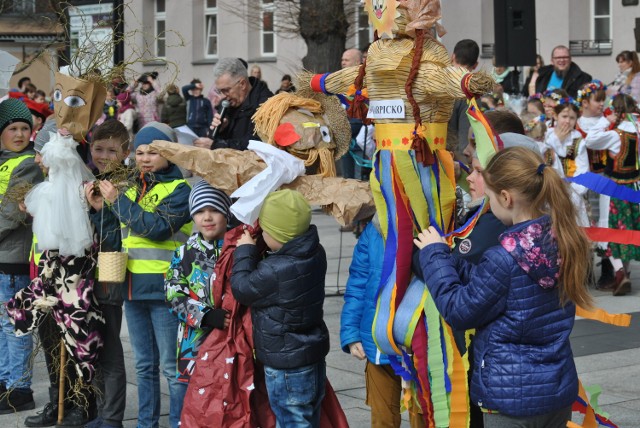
left=0, top=387, right=35, bottom=414
left=54, top=404, right=97, bottom=428
left=24, top=387, right=58, bottom=427
left=596, top=257, right=615, bottom=290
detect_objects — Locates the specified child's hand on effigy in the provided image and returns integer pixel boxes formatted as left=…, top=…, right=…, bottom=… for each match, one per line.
left=413, top=226, right=446, bottom=250
left=237, top=229, right=256, bottom=246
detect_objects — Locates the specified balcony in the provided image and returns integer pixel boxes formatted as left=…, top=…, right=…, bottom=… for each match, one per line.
left=569, top=39, right=613, bottom=56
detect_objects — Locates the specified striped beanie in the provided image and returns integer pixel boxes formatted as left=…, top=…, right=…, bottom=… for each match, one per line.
left=133, top=121, right=176, bottom=149
left=189, top=180, right=232, bottom=220
left=0, top=98, right=33, bottom=135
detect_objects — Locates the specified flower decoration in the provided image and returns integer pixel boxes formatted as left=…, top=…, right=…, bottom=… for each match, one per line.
left=576, top=80, right=607, bottom=103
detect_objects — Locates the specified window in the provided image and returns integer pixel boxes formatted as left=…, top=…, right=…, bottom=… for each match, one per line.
left=155, top=0, right=166, bottom=58
left=261, top=0, right=276, bottom=56
left=4, top=0, right=35, bottom=13
left=354, top=6, right=372, bottom=52
left=205, top=0, right=218, bottom=57
left=592, top=0, right=611, bottom=41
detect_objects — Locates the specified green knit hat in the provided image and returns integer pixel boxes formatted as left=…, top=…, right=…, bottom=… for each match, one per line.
left=0, top=98, right=33, bottom=135
left=259, top=189, right=311, bottom=244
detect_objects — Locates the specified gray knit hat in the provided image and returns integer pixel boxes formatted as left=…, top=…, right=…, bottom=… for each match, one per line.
left=0, top=98, right=33, bottom=135
left=189, top=180, right=232, bottom=220
left=133, top=121, right=176, bottom=149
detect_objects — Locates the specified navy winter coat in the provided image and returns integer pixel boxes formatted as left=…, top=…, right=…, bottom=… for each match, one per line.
left=231, top=225, right=330, bottom=369
left=418, top=216, right=578, bottom=417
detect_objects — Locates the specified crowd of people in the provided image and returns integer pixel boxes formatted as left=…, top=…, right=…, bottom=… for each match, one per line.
left=0, top=36, right=637, bottom=428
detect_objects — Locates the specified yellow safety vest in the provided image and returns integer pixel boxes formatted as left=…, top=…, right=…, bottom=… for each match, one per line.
left=0, top=154, right=34, bottom=201
left=120, top=179, right=192, bottom=275
left=30, top=234, right=43, bottom=267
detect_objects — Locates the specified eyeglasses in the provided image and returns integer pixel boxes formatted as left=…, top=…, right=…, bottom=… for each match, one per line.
left=215, top=79, right=242, bottom=96
left=552, top=56, right=571, bottom=61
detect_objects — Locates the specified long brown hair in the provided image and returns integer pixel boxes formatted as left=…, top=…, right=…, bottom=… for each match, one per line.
left=611, top=93, right=640, bottom=128
left=616, top=50, right=640, bottom=85
left=482, top=147, right=593, bottom=308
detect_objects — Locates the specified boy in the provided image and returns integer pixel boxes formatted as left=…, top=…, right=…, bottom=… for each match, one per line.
left=0, top=98, right=44, bottom=415
left=89, top=122, right=192, bottom=428
left=165, top=180, right=231, bottom=383
left=231, top=189, right=329, bottom=427
left=84, top=119, right=131, bottom=428
left=182, top=79, right=213, bottom=138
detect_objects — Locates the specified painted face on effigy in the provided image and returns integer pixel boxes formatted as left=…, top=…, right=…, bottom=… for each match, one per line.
left=52, top=72, right=106, bottom=142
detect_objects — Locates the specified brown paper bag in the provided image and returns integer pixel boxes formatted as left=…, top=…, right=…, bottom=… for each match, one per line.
left=53, top=72, right=107, bottom=142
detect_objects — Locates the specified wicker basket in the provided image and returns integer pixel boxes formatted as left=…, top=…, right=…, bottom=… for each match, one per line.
left=97, top=252, right=128, bottom=283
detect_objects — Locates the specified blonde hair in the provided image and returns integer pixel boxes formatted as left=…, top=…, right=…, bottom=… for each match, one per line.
left=482, top=147, right=593, bottom=308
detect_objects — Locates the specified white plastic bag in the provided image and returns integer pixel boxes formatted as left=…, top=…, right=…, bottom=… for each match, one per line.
left=25, top=132, right=95, bottom=256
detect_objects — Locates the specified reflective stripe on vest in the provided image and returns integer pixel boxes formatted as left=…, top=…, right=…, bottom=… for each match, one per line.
left=31, top=234, right=43, bottom=267
left=120, top=179, right=192, bottom=274
left=0, top=154, right=34, bottom=201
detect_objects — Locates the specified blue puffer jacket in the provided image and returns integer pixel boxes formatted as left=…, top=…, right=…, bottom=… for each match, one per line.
left=418, top=216, right=578, bottom=417
left=340, top=220, right=389, bottom=364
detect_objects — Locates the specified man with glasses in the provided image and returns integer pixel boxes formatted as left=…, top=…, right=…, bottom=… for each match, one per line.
left=535, top=45, right=592, bottom=98
left=194, top=58, right=273, bottom=150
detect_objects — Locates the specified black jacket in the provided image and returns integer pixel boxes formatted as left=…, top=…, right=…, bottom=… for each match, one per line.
left=213, top=76, right=273, bottom=150
left=535, top=63, right=592, bottom=98
left=231, top=225, right=330, bottom=369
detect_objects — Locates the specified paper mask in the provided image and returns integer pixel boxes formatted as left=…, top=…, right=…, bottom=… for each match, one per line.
left=53, top=72, right=106, bottom=142
left=364, top=0, right=400, bottom=39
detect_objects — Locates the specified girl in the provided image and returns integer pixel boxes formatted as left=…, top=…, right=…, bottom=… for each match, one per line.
left=542, top=88, right=569, bottom=129
left=414, top=146, right=592, bottom=427
left=525, top=93, right=544, bottom=116
left=543, top=98, right=590, bottom=226
left=584, top=93, right=640, bottom=295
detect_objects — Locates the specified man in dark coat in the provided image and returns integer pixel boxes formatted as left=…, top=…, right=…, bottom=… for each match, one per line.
left=535, top=45, right=592, bottom=98
left=193, top=58, right=273, bottom=150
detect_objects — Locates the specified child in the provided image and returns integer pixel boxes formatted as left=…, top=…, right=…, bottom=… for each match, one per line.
left=231, top=189, right=330, bottom=427
left=0, top=98, right=44, bottom=414
left=90, top=122, right=192, bottom=428
left=84, top=119, right=131, bottom=428
left=130, top=73, right=160, bottom=129
left=520, top=111, right=547, bottom=143
left=526, top=94, right=544, bottom=116
left=116, top=91, right=136, bottom=149
left=584, top=93, right=640, bottom=295
left=340, top=214, right=424, bottom=427
left=182, top=79, right=213, bottom=137
left=165, top=180, right=231, bottom=383
left=577, top=80, right=609, bottom=173
left=542, top=88, right=569, bottom=128
left=543, top=98, right=590, bottom=226
left=578, top=81, right=617, bottom=287
left=414, top=146, right=593, bottom=428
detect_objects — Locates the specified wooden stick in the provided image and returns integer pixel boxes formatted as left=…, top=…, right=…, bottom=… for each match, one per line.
left=57, top=339, right=66, bottom=424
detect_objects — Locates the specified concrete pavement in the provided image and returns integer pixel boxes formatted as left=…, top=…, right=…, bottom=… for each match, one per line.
left=2, top=211, right=639, bottom=427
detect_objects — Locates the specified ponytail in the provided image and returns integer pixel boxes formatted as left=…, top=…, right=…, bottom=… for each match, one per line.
left=483, top=147, right=593, bottom=308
